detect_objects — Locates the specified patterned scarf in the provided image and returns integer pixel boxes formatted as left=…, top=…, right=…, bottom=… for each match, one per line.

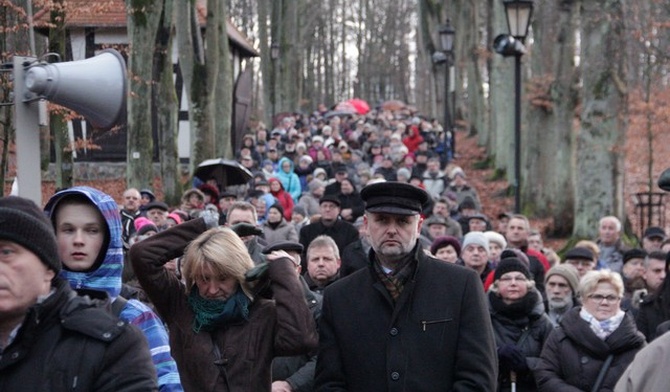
left=188, top=287, right=251, bottom=333
left=579, top=307, right=625, bottom=340
left=373, top=254, right=416, bottom=301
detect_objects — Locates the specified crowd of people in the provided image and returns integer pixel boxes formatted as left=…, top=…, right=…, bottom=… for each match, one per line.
left=2, top=107, right=670, bottom=391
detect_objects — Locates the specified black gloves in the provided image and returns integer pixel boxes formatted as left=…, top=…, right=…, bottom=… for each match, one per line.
left=230, top=222, right=263, bottom=237
left=497, top=344, right=528, bottom=373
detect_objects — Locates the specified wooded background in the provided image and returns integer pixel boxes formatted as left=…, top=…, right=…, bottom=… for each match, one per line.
left=1, top=0, right=669, bottom=240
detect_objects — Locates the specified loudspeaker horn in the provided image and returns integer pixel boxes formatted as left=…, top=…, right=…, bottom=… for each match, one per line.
left=23, top=49, right=127, bottom=130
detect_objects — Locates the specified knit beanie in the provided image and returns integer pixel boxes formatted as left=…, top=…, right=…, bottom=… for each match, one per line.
left=484, top=231, right=507, bottom=249
left=0, top=196, right=60, bottom=274
left=494, top=257, right=531, bottom=281
left=134, top=216, right=153, bottom=232
left=137, top=223, right=159, bottom=236
left=430, top=235, right=462, bottom=257
left=545, top=264, right=580, bottom=294
left=462, top=231, right=489, bottom=254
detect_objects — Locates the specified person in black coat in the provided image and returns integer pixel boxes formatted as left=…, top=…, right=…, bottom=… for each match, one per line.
left=636, top=251, right=670, bottom=341
left=0, top=196, right=157, bottom=391
left=535, top=270, right=646, bottom=391
left=315, top=182, right=497, bottom=391
left=336, top=178, right=365, bottom=223
left=488, top=258, right=554, bottom=392
left=298, top=195, right=358, bottom=272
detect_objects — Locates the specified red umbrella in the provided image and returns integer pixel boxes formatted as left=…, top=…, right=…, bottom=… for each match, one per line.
left=347, top=98, right=370, bottom=115
left=334, top=101, right=357, bottom=113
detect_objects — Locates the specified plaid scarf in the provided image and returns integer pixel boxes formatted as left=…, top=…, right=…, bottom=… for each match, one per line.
left=373, top=254, right=416, bottom=301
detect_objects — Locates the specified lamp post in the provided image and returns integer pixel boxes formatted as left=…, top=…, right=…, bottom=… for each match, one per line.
left=270, top=42, right=280, bottom=127
left=494, top=0, right=533, bottom=213
left=438, top=20, right=455, bottom=166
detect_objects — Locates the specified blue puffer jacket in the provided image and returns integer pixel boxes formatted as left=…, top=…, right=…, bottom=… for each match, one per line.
left=274, top=157, right=302, bottom=202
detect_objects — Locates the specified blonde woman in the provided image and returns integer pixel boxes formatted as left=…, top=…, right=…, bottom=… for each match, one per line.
left=130, top=218, right=317, bottom=391
left=535, top=270, right=645, bottom=391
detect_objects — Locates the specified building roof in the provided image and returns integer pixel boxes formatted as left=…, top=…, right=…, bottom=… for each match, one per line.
left=33, top=0, right=259, bottom=57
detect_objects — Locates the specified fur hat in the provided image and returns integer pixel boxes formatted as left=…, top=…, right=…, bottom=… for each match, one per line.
left=0, top=196, right=60, bottom=274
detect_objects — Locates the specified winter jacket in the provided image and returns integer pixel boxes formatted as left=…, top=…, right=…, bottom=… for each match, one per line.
left=615, top=328, right=670, bottom=391
left=423, top=171, right=448, bottom=198
left=272, top=277, right=323, bottom=392
left=298, top=219, right=359, bottom=272
left=636, top=291, right=670, bottom=341
left=269, top=178, right=295, bottom=220
left=336, top=191, right=365, bottom=223
left=0, top=278, right=158, bottom=392
left=298, top=193, right=321, bottom=217
left=44, top=186, right=183, bottom=392
left=535, top=307, right=646, bottom=392
left=130, top=218, right=318, bottom=392
left=275, top=157, right=303, bottom=202
left=315, top=243, right=498, bottom=391
left=402, top=125, right=424, bottom=153
left=489, top=289, right=554, bottom=392
left=263, top=219, right=299, bottom=245
left=445, top=184, right=481, bottom=211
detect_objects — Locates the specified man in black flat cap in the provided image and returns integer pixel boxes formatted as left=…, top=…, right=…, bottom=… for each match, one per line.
left=263, top=241, right=323, bottom=392
left=298, top=195, right=358, bottom=272
left=315, top=182, right=498, bottom=392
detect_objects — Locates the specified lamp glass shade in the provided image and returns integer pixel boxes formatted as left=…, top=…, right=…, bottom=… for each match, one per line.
left=438, top=21, right=455, bottom=53
left=503, top=0, right=533, bottom=40
left=270, top=43, right=280, bottom=60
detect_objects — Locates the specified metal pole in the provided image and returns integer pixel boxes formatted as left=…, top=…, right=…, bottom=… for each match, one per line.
left=13, top=56, right=42, bottom=205
left=514, top=53, right=522, bottom=213
left=443, top=58, right=451, bottom=167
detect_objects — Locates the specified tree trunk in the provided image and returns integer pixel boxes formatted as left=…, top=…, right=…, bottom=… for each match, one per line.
left=126, top=0, right=163, bottom=189
left=573, top=0, right=628, bottom=237
left=215, top=0, right=233, bottom=159
left=155, top=0, right=181, bottom=205
left=523, top=0, right=578, bottom=235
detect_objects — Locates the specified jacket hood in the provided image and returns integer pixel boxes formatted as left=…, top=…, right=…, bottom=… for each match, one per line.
left=44, top=186, right=123, bottom=299
left=278, top=157, right=295, bottom=173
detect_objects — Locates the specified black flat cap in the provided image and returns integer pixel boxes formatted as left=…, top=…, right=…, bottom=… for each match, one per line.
left=644, top=226, right=667, bottom=239
left=262, top=241, right=304, bottom=255
left=361, top=182, right=429, bottom=216
left=564, top=246, right=595, bottom=261
left=319, top=194, right=341, bottom=207
left=145, top=201, right=169, bottom=212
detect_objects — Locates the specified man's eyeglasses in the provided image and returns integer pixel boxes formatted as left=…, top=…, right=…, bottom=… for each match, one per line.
left=587, top=294, right=620, bottom=303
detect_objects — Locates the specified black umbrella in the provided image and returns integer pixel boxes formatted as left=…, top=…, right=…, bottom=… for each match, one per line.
left=194, top=158, right=253, bottom=187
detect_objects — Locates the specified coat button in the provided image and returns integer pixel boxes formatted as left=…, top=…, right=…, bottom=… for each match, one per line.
left=391, top=372, right=400, bottom=381
left=581, top=356, right=589, bottom=364
left=102, top=332, right=112, bottom=339
left=390, top=327, right=399, bottom=336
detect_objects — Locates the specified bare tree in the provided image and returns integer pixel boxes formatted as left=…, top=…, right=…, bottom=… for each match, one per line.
left=523, top=0, right=579, bottom=235
left=573, top=0, right=628, bottom=237
left=126, top=0, right=163, bottom=189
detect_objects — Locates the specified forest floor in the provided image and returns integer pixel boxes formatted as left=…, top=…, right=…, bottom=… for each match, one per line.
left=448, top=129, right=565, bottom=250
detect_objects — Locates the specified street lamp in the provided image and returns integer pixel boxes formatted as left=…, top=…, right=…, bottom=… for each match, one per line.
left=270, top=42, right=280, bottom=126
left=438, top=19, right=455, bottom=166
left=494, top=0, right=533, bottom=213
